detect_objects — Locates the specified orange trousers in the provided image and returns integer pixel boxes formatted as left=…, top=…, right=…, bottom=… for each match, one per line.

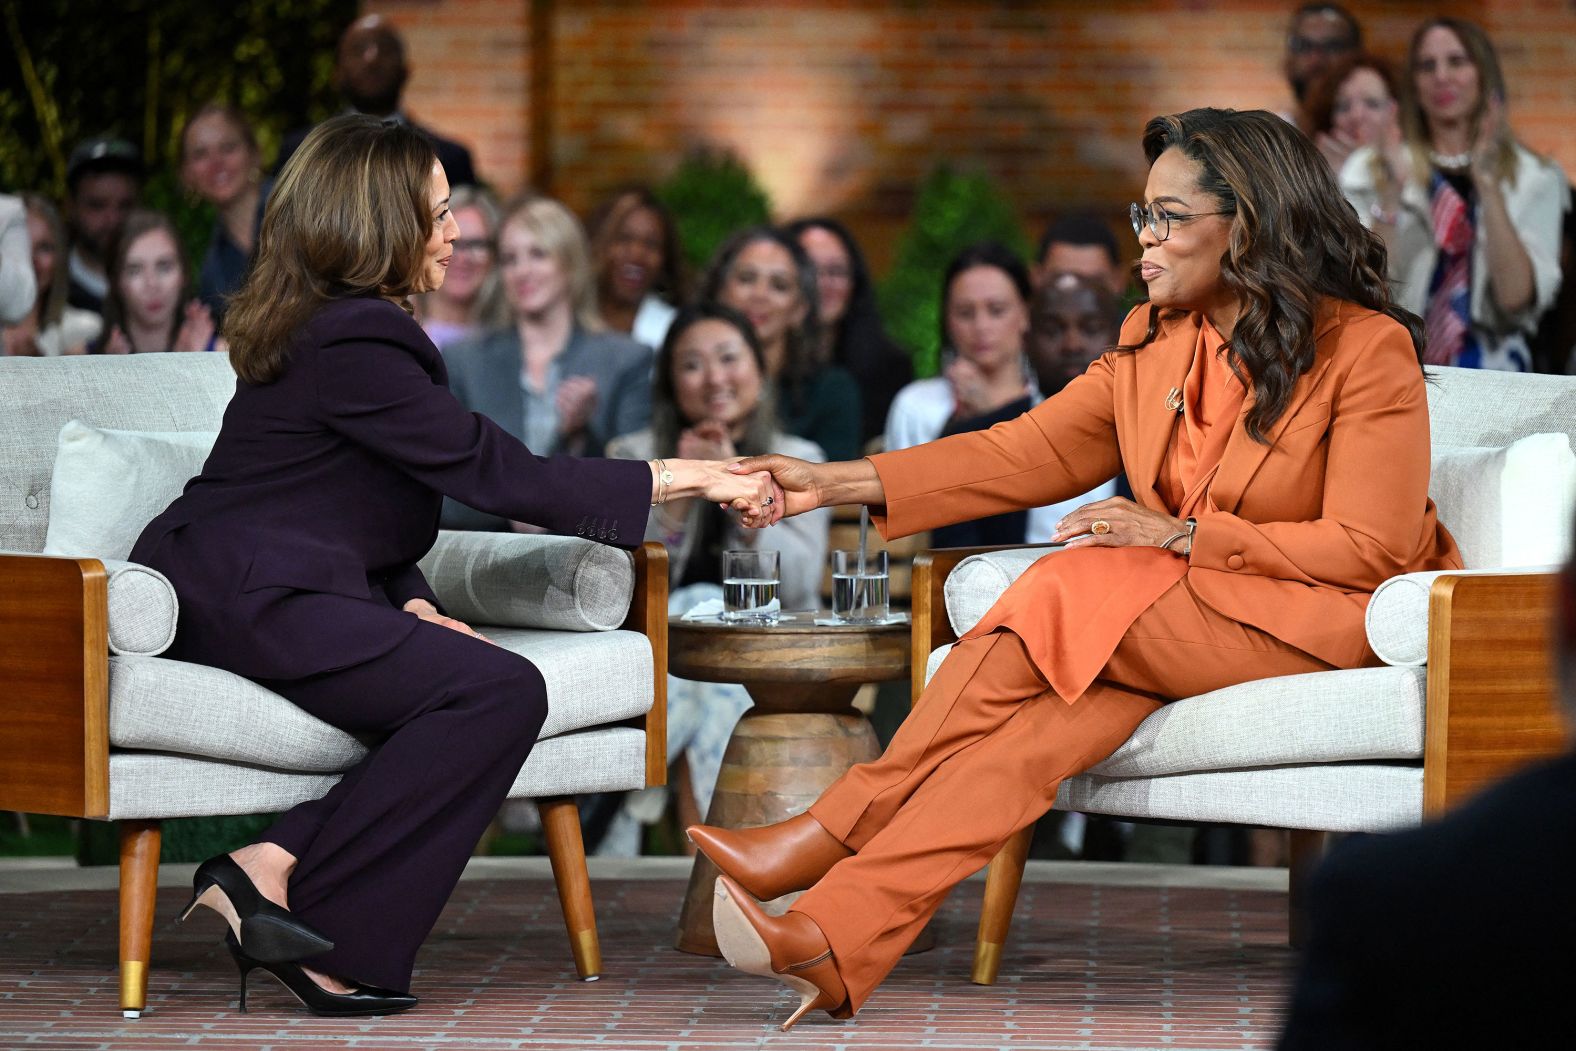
left=797, top=578, right=1334, bottom=1012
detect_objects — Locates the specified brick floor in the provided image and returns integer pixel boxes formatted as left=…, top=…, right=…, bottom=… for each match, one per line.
left=0, top=869, right=1294, bottom=1050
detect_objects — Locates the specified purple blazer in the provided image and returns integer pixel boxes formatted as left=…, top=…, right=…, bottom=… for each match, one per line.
left=130, top=296, right=652, bottom=682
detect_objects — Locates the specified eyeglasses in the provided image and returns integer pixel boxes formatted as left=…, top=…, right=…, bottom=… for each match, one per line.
left=1129, top=201, right=1234, bottom=243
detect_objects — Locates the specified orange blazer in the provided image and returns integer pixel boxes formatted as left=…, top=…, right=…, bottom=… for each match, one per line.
left=870, top=299, right=1463, bottom=670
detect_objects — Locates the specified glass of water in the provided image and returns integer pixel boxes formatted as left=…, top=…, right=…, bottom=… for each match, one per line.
left=722, top=549, right=780, bottom=623
left=832, top=549, right=889, bottom=623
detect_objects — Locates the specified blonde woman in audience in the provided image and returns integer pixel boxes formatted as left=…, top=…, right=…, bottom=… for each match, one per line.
left=441, top=194, right=652, bottom=530
left=600, top=302, right=830, bottom=854
left=91, top=210, right=221, bottom=354
left=2, top=195, right=101, bottom=355
left=415, top=185, right=506, bottom=351
left=180, top=103, right=266, bottom=316
left=1341, top=17, right=1568, bottom=371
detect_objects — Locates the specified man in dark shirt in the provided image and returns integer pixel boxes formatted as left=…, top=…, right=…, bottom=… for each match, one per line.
left=64, top=137, right=143, bottom=314
left=275, top=15, right=477, bottom=186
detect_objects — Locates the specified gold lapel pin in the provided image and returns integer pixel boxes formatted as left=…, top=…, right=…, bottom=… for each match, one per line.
left=1165, top=387, right=1183, bottom=412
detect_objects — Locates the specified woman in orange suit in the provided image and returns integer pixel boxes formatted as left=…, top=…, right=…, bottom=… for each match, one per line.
left=689, top=107, right=1462, bottom=1030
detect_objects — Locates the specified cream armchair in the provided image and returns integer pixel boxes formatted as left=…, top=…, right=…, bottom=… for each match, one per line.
left=908, top=364, right=1575, bottom=984
left=0, top=353, right=667, bottom=1016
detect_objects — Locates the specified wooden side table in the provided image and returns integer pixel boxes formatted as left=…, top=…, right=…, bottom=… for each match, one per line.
left=670, top=611, right=910, bottom=956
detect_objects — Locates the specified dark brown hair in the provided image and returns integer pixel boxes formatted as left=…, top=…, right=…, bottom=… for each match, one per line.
left=1121, top=108, right=1424, bottom=442
left=587, top=185, right=685, bottom=304
left=224, top=114, right=435, bottom=384
left=100, top=209, right=194, bottom=351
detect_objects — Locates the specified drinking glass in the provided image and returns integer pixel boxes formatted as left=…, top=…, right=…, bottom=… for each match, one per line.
left=831, top=549, right=890, bottom=623
left=722, top=549, right=781, bottom=623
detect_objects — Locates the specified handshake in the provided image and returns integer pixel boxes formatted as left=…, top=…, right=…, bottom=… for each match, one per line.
left=671, top=454, right=834, bottom=530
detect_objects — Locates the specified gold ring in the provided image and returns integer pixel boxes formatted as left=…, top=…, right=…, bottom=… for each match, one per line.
left=1091, top=519, right=1111, bottom=535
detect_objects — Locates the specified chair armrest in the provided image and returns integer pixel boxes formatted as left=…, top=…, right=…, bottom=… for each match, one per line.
left=0, top=553, right=110, bottom=818
left=910, top=544, right=1057, bottom=704
left=1424, top=570, right=1568, bottom=813
left=622, top=542, right=669, bottom=788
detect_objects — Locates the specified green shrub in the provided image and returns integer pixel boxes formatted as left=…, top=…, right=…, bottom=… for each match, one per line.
left=877, top=165, right=1031, bottom=378
left=655, top=148, right=772, bottom=282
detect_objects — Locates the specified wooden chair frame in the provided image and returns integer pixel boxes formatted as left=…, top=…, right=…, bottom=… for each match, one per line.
left=910, top=546, right=1566, bottom=985
left=0, top=541, right=668, bottom=1015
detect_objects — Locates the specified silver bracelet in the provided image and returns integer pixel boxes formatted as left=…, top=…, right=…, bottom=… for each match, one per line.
left=1161, top=516, right=1196, bottom=558
left=651, top=459, right=674, bottom=506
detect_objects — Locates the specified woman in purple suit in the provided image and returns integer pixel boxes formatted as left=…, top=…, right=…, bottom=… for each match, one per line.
left=130, top=115, right=772, bottom=1016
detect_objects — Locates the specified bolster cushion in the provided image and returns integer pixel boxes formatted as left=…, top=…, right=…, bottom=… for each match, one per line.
left=419, top=529, right=636, bottom=632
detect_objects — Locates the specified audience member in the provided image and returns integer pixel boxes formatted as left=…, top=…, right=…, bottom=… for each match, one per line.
left=600, top=303, right=832, bottom=855
left=275, top=14, right=476, bottom=186
left=180, top=103, right=267, bottom=317
left=702, top=226, right=863, bottom=461
left=786, top=217, right=912, bottom=445
left=1282, top=3, right=1362, bottom=118
left=587, top=186, right=682, bottom=351
left=1341, top=18, right=1569, bottom=371
left=1034, top=214, right=1126, bottom=298
left=1278, top=518, right=1576, bottom=1049
left=90, top=210, right=219, bottom=354
left=0, top=194, right=36, bottom=336
left=64, top=136, right=143, bottom=313
left=885, top=241, right=1036, bottom=547
left=2, top=195, right=100, bottom=356
left=1021, top=272, right=1125, bottom=544
left=1301, top=54, right=1401, bottom=175
left=415, top=185, right=507, bottom=351
left=441, top=194, right=651, bottom=530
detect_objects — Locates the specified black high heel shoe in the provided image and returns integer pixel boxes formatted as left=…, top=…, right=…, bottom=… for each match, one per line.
left=178, top=854, right=334, bottom=963
left=226, top=932, right=417, bottom=1016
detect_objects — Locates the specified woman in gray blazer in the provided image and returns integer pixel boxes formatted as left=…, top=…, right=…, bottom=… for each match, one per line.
left=443, top=195, right=652, bottom=530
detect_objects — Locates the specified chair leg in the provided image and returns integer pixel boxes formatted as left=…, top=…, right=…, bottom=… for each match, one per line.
left=1287, top=829, right=1328, bottom=949
left=118, top=820, right=162, bottom=1018
left=971, top=825, right=1033, bottom=985
left=537, top=797, right=602, bottom=981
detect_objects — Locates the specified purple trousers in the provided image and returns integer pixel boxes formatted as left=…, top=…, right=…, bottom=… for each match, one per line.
left=256, top=620, right=547, bottom=992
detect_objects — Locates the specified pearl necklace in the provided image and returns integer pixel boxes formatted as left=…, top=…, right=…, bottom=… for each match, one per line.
left=1429, top=149, right=1472, bottom=170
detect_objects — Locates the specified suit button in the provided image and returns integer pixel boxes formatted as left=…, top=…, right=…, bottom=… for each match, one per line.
left=1227, top=554, right=1245, bottom=570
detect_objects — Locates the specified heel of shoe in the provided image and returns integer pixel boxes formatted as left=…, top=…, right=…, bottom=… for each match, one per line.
left=231, top=951, right=255, bottom=1013
left=178, top=882, right=228, bottom=927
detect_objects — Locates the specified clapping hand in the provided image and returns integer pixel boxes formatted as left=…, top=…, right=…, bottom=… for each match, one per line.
left=172, top=301, right=216, bottom=353
left=677, top=420, right=736, bottom=462
left=556, top=375, right=600, bottom=437
left=1469, top=93, right=1508, bottom=189
left=1315, top=129, right=1359, bottom=173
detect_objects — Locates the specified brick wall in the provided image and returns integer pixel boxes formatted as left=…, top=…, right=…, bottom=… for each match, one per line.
left=370, top=0, right=1576, bottom=270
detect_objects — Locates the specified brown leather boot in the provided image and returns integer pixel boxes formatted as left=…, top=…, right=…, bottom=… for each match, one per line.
left=712, top=875, right=852, bottom=1030
left=687, top=812, right=853, bottom=901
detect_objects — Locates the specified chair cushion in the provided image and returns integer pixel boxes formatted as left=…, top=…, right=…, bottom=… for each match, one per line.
left=102, top=559, right=178, bottom=657
left=109, top=628, right=652, bottom=770
left=1054, top=762, right=1423, bottom=833
left=105, top=727, right=649, bottom=821
left=1429, top=432, right=1575, bottom=569
left=1365, top=565, right=1561, bottom=666
left=41, top=421, right=216, bottom=561
left=925, top=645, right=1425, bottom=772
left=420, top=530, right=636, bottom=632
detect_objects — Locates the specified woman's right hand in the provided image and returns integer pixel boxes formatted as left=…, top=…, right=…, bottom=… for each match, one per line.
left=727, top=454, right=824, bottom=525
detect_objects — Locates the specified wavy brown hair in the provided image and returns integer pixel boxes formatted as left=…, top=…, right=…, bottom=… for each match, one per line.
left=225, top=114, right=435, bottom=384
left=1120, top=108, right=1424, bottom=442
